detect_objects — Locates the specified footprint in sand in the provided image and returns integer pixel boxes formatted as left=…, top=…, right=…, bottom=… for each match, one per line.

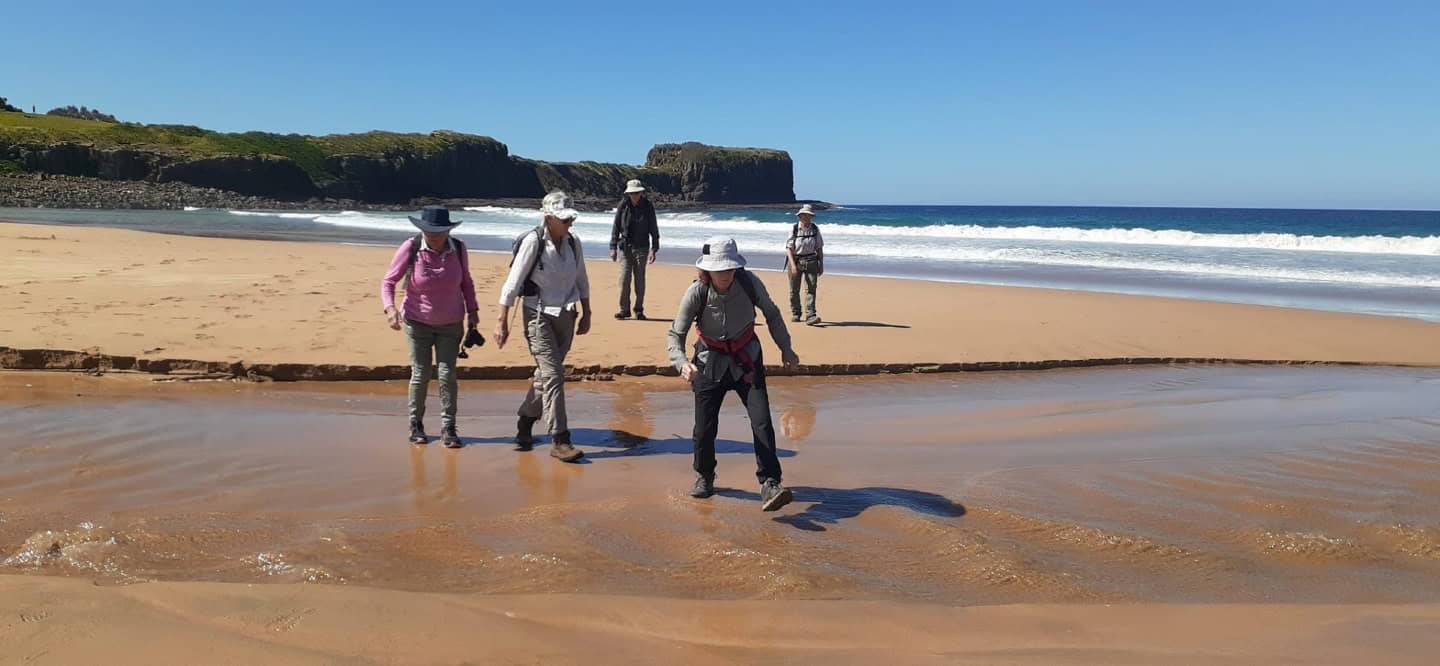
left=143, top=347, right=165, bottom=354
left=159, top=259, right=175, bottom=265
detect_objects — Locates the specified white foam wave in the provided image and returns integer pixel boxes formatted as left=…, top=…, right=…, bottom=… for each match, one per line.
left=182, top=206, right=203, bottom=211
left=226, top=210, right=325, bottom=220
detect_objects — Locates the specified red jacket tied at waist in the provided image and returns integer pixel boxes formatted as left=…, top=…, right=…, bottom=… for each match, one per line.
left=695, top=323, right=759, bottom=382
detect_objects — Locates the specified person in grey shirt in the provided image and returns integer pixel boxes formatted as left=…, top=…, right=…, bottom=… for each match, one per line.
left=785, top=204, right=824, bottom=325
left=667, top=236, right=800, bottom=511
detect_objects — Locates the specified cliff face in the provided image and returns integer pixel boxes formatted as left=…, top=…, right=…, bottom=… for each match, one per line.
left=0, top=112, right=797, bottom=204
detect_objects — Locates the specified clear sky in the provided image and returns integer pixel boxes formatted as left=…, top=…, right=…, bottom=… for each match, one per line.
left=4, top=1, right=1437, bottom=208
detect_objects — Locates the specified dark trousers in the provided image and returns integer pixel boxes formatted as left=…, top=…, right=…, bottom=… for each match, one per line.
left=692, top=367, right=783, bottom=484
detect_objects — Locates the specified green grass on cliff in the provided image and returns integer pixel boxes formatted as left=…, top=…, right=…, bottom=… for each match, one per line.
left=0, top=112, right=503, bottom=181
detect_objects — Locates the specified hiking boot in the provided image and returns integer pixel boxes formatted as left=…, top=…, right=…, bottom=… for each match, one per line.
left=634, top=310, right=647, bottom=321
left=409, top=420, right=428, bottom=445
left=441, top=425, right=462, bottom=449
left=791, top=314, right=802, bottom=323
left=805, top=315, right=822, bottom=326
left=690, top=474, right=715, bottom=499
left=549, top=431, right=584, bottom=462
left=760, top=480, right=793, bottom=512
left=515, top=416, right=537, bottom=451
left=614, top=311, right=631, bottom=320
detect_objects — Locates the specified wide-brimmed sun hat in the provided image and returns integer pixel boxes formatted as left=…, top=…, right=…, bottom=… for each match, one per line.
left=624, top=179, right=646, bottom=194
left=795, top=204, right=816, bottom=218
left=409, top=205, right=463, bottom=232
left=541, top=191, right=579, bottom=221
left=695, top=236, right=747, bottom=272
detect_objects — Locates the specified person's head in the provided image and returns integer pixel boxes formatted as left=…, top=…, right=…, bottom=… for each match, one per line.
left=624, top=179, right=646, bottom=206
left=695, top=236, right=746, bottom=292
left=795, top=204, right=817, bottom=227
left=540, top=191, right=579, bottom=238
left=409, top=205, right=463, bottom=239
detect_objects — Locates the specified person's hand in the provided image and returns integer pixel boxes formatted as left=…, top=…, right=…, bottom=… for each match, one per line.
left=782, top=351, right=800, bottom=370
left=680, top=363, right=699, bottom=383
left=576, top=312, right=592, bottom=336
left=494, top=319, right=510, bottom=349
left=648, top=250, right=657, bottom=265
left=386, top=308, right=402, bottom=331
left=609, top=249, right=617, bottom=262
left=466, top=311, right=480, bottom=331
left=787, top=262, right=798, bottom=276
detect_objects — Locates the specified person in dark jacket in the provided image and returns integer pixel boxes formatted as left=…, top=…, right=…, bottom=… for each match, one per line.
left=609, top=179, right=659, bottom=320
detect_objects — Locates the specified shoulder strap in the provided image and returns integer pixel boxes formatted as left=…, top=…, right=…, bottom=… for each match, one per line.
left=523, top=226, right=545, bottom=280
left=689, top=280, right=708, bottom=327
left=401, top=234, right=423, bottom=287
left=737, top=269, right=760, bottom=306
left=568, top=235, right=580, bottom=265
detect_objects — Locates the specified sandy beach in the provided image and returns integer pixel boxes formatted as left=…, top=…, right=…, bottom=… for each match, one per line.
left=4, top=221, right=1440, bottom=376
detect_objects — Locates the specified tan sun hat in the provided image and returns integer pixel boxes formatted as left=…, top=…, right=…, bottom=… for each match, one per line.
left=795, top=204, right=816, bottom=218
left=624, top=179, right=646, bottom=194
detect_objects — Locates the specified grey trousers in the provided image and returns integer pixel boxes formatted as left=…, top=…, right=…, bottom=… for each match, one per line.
left=618, top=247, right=648, bottom=314
left=788, top=264, right=820, bottom=319
left=519, top=308, right=576, bottom=435
left=405, top=319, right=463, bottom=428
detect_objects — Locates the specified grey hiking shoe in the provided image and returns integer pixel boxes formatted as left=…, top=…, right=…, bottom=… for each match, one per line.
left=690, top=475, right=715, bottom=499
left=549, top=431, right=584, bottom=463
left=442, top=425, right=462, bottom=449
left=409, top=420, right=428, bottom=445
left=515, top=416, right=537, bottom=451
left=760, top=480, right=793, bottom=512
left=805, top=315, right=822, bottom=326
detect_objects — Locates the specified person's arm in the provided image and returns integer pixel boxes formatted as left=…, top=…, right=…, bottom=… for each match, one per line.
left=609, top=203, right=622, bottom=260
left=785, top=228, right=798, bottom=275
left=494, top=233, right=539, bottom=348
left=458, top=242, right=479, bottom=328
left=380, top=240, right=411, bottom=330
left=815, top=227, right=824, bottom=275
left=647, top=203, right=660, bottom=262
left=668, top=283, right=702, bottom=380
left=750, top=277, right=799, bottom=367
left=575, top=237, right=593, bottom=335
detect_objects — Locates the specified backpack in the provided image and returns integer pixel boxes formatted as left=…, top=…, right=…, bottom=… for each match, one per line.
left=690, top=268, right=760, bottom=327
left=510, top=226, right=580, bottom=297
left=790, top=222, right=819, bottom=254
left=403, top=234, right=469, bottom=288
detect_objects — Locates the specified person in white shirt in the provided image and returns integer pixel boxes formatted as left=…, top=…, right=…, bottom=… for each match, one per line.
left=495, top=191, right=593, bottom=462
left=785, top=204, right=825, bottom=325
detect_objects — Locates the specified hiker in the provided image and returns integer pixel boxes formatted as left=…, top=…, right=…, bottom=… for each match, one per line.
left=785, top=204, right=825, bottom=325
left=381, top=206, right=479, bottom=449
left=608, top=178, right=659, bottom=320
left=495, top=191, right=592, bottom=463
left=668, top=236, right=800, bottom=511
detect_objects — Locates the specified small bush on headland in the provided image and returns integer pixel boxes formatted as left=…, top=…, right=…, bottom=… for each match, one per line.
left=0, top=97, right=21, bottom=113
left=47, top=105, right=119, bottom=123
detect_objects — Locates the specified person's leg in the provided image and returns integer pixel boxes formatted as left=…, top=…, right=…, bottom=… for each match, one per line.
left=788, top=262, right=803, bottom=321
left=617, top=250, right=634, bottom=317
left=529, top=310, right=581, bottom=460
left=632, top=248, right=648, bottom=317
left=804, top=272, right=820, bottom=321
left=517, top=309, right=545, bottom=443
left=691, top=372, right=728, bottom=484
left=433, top=322, right=463, bottom=446
left=406, top=321, right=437, bottom=434
left=734, top=372, right=782, bottom=485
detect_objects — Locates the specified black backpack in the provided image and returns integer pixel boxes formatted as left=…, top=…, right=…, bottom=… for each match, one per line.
left=689, top=268, right=760, bottom=327
left=790, top=222, right=819, bottom=250
left=510, top=226, right=579, bottom=297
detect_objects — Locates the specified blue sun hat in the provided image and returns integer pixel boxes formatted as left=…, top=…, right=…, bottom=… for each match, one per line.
left=408, top=206, right=463, bottom=233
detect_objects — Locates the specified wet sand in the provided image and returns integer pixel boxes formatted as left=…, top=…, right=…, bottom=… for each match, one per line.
left=5, top=221, right=1440, bottom=374
left=4, top=367, right=1440, bottom=661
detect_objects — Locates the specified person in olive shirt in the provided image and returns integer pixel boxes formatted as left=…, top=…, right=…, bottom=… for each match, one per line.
left=609, top=179, right=659, bottom=320
left=667, top=236, right=800, bottom=512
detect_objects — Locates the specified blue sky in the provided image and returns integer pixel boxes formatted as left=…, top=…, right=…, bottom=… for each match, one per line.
left=4, top=1, right=1437, bottom=208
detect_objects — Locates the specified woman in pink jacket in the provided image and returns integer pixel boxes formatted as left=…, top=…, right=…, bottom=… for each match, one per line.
left=380, top=206, right=479, bottom=448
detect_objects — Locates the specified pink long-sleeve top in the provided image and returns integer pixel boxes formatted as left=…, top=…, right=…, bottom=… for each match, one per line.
left=380, top=237, right=478, bottom=326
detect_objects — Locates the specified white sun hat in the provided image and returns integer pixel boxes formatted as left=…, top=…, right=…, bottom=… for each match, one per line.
left=624, top=179, right=646, bottom=194
left=695, top=236, right=747, bottom=272
left=795, top=203, right=816, bottom=217
left=540, top=191, right=579, bottom=221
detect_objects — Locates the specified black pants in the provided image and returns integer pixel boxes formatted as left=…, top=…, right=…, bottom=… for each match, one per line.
left=692, top=367, right=783, bottom=484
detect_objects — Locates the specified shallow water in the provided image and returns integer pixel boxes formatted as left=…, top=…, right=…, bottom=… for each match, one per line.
left=1, top=366, right=1438, bottom=603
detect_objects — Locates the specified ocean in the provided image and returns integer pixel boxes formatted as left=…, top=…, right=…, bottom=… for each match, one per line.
left=3, top=204, right=1438, bottom=320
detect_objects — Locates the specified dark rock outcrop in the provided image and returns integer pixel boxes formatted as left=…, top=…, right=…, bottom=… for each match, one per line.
left=320, top=132, right=535, bottom=202
left=646, top=142, right=795, bottom=203
left=158, top=155, right=316, bottom=199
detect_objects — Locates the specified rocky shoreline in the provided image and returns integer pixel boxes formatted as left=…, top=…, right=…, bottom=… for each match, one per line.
left=0, top=174, right=828, bottom=212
